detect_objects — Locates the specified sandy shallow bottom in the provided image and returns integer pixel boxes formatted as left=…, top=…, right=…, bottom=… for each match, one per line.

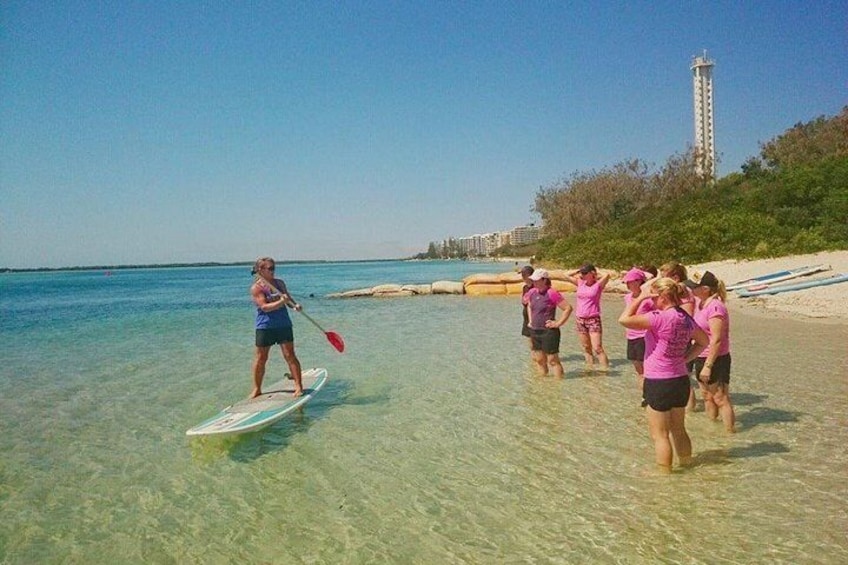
left=1, top=262, right=846, bottom=563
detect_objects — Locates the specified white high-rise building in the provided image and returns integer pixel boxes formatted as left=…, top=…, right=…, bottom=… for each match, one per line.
left=510, top=225, right=541, bottom=246
left=691, top=51, right=716, bottom=179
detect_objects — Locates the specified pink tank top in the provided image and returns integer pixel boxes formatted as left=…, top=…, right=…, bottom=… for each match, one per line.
left=575, top=279, right=602, bottom=318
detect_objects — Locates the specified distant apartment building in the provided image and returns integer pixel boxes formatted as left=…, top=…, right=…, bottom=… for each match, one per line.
left=449, top=224, right=541, bottom=257
left=510, top=224, right=541, bottom=246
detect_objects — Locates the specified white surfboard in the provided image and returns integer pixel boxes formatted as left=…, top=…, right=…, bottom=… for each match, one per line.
left=186, top=367, right=328, bottom=437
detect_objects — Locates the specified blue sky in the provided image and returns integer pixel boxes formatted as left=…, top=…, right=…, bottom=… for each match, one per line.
left=2, top=1, right=845, bottom=268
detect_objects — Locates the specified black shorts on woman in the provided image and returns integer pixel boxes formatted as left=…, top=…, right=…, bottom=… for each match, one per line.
left=692, top=353, right=732, bottom=385
left=255, top=326, right=294, bottom=347
left=643, top=375, right=690, bottom=412
left=626, top=337, right=646, bottom=361
left=530, top=328, right=561, bottom=354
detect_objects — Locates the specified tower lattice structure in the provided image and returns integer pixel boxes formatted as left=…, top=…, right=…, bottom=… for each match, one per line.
left=691, top=51, right=716, bottom=179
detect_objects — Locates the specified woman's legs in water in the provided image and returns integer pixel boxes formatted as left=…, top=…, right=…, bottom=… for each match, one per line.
left=647, top=406, right=692, bottom=470
left=531, top=349, right=548, bottom=376
left=702, top=383, right=736, bottom=432
left=646, top=408, right=674, bottom=470
left=578, top=332, right=594, bottom=368
left=546, top=353, right=564, bottom=378
left=669, top=407, right=693, bottom=465
left=589, top=330, right=609, bottom=370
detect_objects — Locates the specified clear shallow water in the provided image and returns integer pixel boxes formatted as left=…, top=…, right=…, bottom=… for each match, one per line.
left=1, top=261, right=846, bottom=564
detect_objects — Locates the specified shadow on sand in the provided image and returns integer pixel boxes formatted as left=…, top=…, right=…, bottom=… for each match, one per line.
left=736, top=406, right=800, bottom=431
left=558, top=354, right=630, bottom=378
left=732, top=392, right=769, bottom=406
left=693, top=441, right=790, bottom=467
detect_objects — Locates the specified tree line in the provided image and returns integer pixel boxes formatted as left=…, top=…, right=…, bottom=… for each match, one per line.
left=532, top=106, right=848, bottom=268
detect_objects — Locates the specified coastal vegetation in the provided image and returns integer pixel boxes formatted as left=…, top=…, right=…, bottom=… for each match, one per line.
left=533, top=106, right=848, bottom=268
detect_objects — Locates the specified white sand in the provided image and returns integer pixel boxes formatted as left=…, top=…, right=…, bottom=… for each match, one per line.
left=687, top=250, right=848, bottom=321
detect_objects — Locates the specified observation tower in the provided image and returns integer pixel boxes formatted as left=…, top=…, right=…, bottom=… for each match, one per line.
left=691, top=51, right=716, bottom=178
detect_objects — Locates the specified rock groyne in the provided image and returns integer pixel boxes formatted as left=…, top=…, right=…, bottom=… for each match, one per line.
left=327, top=269, right=624, bottom=298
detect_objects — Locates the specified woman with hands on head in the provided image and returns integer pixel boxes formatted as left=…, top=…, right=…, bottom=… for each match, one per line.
left=619, top=277, right=709, bottom=472
left=660, top=261, right=699, bottom=410
left=564, top=263, right=611, bottom=371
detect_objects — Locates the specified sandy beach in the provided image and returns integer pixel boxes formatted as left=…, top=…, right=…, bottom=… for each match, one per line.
left=503, top=251, right=848, bottom=321
left=687, top=250, right=848, bottom=322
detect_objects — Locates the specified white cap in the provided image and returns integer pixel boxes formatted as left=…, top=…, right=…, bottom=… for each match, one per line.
left=529, top=269, right=549, bottom=281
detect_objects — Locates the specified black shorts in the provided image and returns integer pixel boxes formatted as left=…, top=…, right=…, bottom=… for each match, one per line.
left=643, top=375, right=690, bottom=412
left=521, top=324, right=531, bottom=337
left=692, top=353, right=732, bottom=385
left=626, top=338, right=646, bottom=361
left=530, top=328, right=561, bottom=354
left=255, top=326, right=294, bottom=347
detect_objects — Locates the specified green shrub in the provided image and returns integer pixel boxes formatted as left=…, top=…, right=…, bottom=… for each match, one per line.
left=537, top=110, right=848, bottom=268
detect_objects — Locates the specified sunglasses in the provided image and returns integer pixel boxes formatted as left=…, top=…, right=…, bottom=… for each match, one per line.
left=262, top=266, right=275, bottom=272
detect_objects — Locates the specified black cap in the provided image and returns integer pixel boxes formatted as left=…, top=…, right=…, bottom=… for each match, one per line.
left=684, top=270, right=719, bottom=290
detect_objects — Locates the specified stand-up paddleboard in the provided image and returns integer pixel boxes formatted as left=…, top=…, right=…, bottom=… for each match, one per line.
left=186, top=367, right=328, bottom=437
left=727, top=264, right=830, bottom=291
left=736, top=273, right=848, bottom=297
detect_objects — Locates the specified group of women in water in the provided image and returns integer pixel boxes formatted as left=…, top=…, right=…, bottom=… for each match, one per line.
left=520, top=262, right=736, bottom=472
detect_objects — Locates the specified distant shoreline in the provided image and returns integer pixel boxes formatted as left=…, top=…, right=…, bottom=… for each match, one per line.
left=0, top=262, right=252, bottom=274
left=0, top=255, right=536, bottom=274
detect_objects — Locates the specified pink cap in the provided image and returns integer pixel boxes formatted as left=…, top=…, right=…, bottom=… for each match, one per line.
left=622, top=268, right=647, bottom=283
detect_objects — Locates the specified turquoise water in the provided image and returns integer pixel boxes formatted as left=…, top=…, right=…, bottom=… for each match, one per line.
left=1, top=261, right=846, bottom=563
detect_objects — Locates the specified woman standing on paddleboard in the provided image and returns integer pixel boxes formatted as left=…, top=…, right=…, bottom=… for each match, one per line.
left=250, top=257, right=304, bottom=398
left=619, top=277, right=709, bottom=472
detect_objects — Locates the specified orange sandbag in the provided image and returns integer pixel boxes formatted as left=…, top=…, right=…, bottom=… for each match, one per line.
left=464, top=282, right=508, bottom=296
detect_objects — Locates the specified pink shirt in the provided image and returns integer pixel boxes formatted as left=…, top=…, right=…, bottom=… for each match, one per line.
left=624, top=293, right=655, bottom=339
left=575, top=279, right=602, bottom=318
left=680, top=287, right=695, bottom=308
left=523, top=287, right=564, bottom=330
left=693, top=298, right=731, bottom=358
left=643, top=308, right=696, bottom=379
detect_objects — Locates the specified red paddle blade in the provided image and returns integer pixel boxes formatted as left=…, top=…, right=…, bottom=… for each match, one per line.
left=326, top=331, right=345, bottom=353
